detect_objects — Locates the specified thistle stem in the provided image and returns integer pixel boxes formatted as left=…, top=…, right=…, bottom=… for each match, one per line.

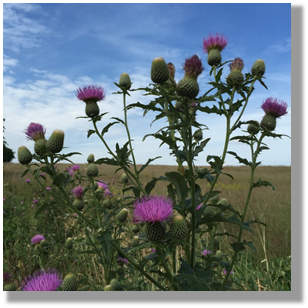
left=220, top=133, right=266, bottom=289
left=111, top=241, right=167, bottom=291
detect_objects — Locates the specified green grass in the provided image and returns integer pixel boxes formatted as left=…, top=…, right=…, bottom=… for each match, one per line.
left=3, top=162, right=291, bottom=291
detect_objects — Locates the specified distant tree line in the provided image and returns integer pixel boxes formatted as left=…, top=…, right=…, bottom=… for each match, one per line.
left=3, top=119, right=15, bottom=162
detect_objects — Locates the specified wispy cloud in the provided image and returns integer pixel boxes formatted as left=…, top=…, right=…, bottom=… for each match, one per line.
left=3, top=55, right=19, bottom=72
left=266, top=38, right=291, bottom=54
left=3, top=3, right=50, bottom=53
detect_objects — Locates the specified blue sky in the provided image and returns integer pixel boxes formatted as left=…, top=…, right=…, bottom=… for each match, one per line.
left=2, top=2, right=291, bottom=166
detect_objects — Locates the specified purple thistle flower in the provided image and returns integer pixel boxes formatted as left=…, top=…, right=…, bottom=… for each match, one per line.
left=68, top=168, right=74, bottom=176
left=104, top=189, right=114, bottom=199
left=46, top=187, right=51, bottom=190
left=24, top=122, right=46, bottom=142
left=26, top=179, right=30, bottom=183
left=33, top=199, right=38, bottom=203
left=97, top=181, right=108, bottom=190
left=14, top=206, right=17, bottom=210
left=76, top=85, right=105, bottom=103
left=31, top=204, right=35, bottom=208
left=3, top=272, right=13, bottom=283
left=230, top=57, right=244, bottom=72
left=21, top=269, right=62, bottom=291
left=31, top=234, right=45, bottom=245
left=71, top=185, right=84, bottom=199
left=117, top=257, right=128, bottom=265
left=202, top=33, right=228, bottom=53
left=196, top=203, right=202, bottom=211
left=151, top=248, right=156, bottom=253
left=261, top=97, right=288, bottom=118
left=201, top=249, right=211, bottom=256
left=71, top=165, right=80, bottom=171
left=183, top=54, right=204, bottom=78
left=133, top=196, right=173, bottom=224
left=223, top=268, right=233, bottom=275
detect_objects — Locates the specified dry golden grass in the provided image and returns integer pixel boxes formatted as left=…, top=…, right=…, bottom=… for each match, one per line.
left=3, top=162, right=291, bottom=261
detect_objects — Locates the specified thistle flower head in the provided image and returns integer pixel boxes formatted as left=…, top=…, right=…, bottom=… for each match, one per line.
left=261, top=97, right=288, bottom=118
left=167, top=62, right=176, bottom=79
left=3, top=272, right=13, bottom=283
left=31, top=234, right=45, bottom=245
left=97, top=181, right=108, bottom=190
left=21, top=269, right=62, bottom=291
left=183, top=54, right=204, bottom=78
left=71, top=186, right=84, bottom=199
left=201, top=249, right=211, bottom=256
left=202, top=33, right=228, bottom=53
left=76, top=85, right=105, bottom=103
left=230, top=57, right=244, bottom=72
left=25, top=123, right=46, bottom=141
left=133, top=196, right=173, bottom=224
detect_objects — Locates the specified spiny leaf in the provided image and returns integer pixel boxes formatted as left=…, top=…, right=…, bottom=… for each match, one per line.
left=252, top=178, right=275, bottom=190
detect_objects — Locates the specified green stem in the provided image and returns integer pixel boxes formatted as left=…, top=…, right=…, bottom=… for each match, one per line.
left=123, top=92, right=138, bottom=176
left=188, top=125, right=197, bottom=269
left=111, top=241, right=167, bottom=291
left=156, top=245, right=179, bottom=291
left=220, top=133, right=266, bottom=289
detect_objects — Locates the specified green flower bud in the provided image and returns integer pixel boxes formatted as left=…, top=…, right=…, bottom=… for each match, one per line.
left=18, top=146, right=32, bottom=165
left=119, top=73, right=132, bottom=90
left=65, top=237, right=74, bottom=249
left=251, top=59, right=266, bottom=76
left=151, top=57, right=169, bottom=84
left=62, top=273, right=78, bottom=291
left=169, top=214, right=187, bottom=239
left=46, top=129, right=64, bottom=154
left=87, top=153, right=95, bottom=163
left=116, top=208, right=129, bottom=223
left=86, top=163, right=99, bottom=177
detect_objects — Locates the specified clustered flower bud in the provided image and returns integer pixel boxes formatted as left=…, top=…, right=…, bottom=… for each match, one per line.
left=227, top=58, right=244, bottom=86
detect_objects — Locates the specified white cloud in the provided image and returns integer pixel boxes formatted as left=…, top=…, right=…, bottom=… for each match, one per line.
left=3, top=55, right=19, bottom=73
left=3, top=3, right=50, bottom=52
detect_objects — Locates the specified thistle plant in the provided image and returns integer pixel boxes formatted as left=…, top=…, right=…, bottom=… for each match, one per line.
left=15, top=32, right=289, bottom=291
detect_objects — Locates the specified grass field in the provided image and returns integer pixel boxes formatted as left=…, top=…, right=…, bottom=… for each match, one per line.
left=3, top=162, right=291, bottom=291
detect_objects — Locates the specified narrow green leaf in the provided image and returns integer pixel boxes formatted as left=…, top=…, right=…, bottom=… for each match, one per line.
left=87, top=129, right=96, bottom=138
left=252, top=178, right=275, bottom=190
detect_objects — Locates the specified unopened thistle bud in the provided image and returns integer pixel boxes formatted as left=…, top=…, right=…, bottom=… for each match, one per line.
left=251, top=59, right=266, bottom=76
left=131, top=236, right=140, bottom=247
left=169, top=214, right=187, bottom=239
left=110, top=279, right=121, bottom=291
left=119, top=72, right=132, bottom=90
left=46, top=129, right=64, bottom=154
left=193, top=129, right=203, bottom=141
left=4, top=282, right=17, bottom=291
left=116, top=208, right=129, bottom=223
left=151, top=57, right=169, bottom=84
left=34, top=138, right=47, bottom=156
left=73, top=199, right=84, bottom=211
left=132, top=224, right=140, bottom=233
left=104, top=284, right=115, bottom=291
left=218, top=198, right=228, bottom=206
left=87, top=153, right=95, bottom=163
left=167, top=62, right=176, bottom=80
left=18, top=146, right=33, bottom=165
left=65, top=238, right=74, bottom=249
left=86, top=163, right=99, bottom=177
left=120, top=173, right=129, bottom=184
left=247, top=120, right=260, bottom=135
left=227, top=58, right=244, bottom=86
left=62, top=273, right=78, bottom=291
left=215, top=250, right=224, bottom=259
left=102, top=198, right=112, bottom=208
